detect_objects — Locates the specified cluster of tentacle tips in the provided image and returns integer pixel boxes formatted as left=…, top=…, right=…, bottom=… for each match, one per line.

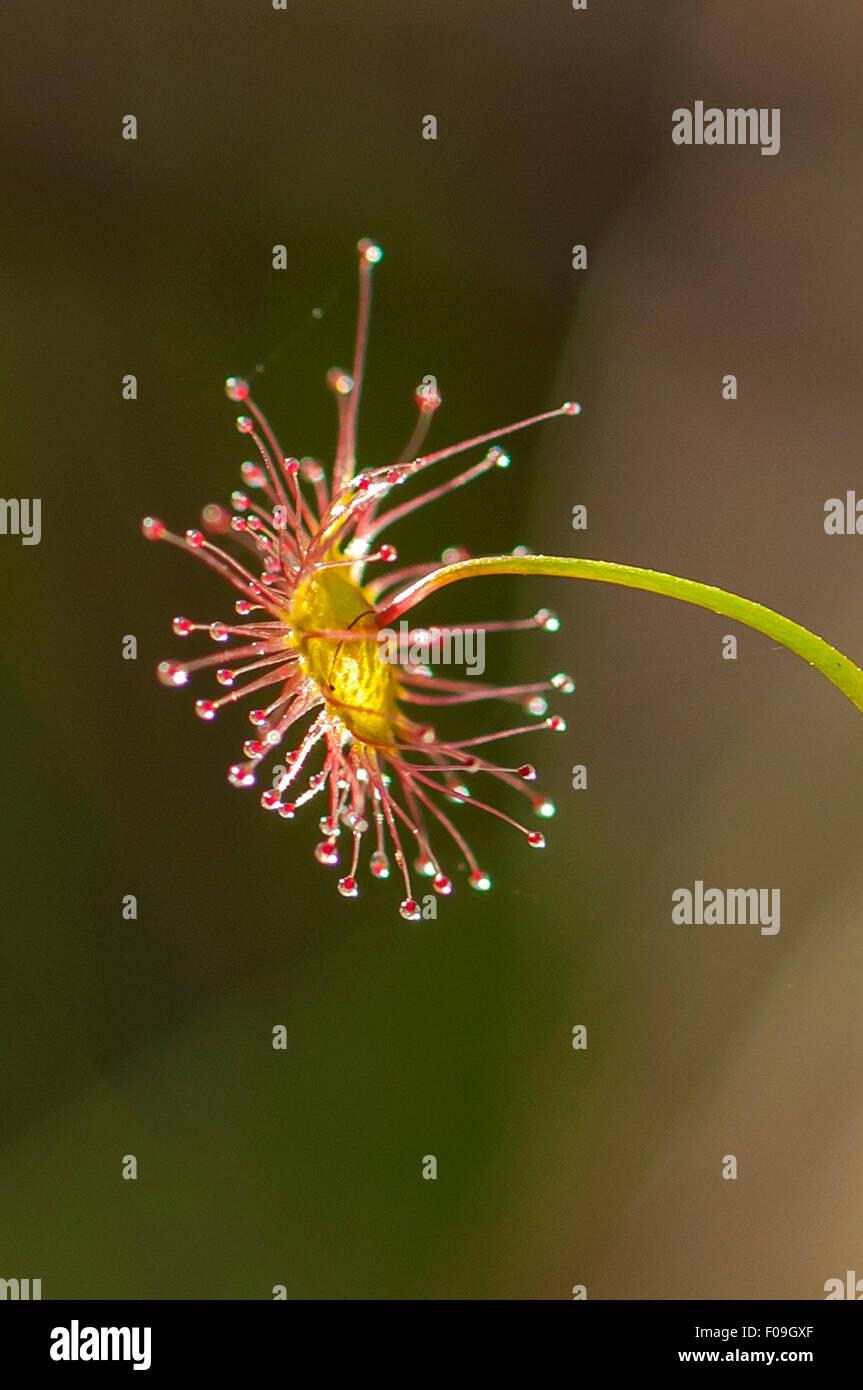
left=143, top=238, right=580, bottom=919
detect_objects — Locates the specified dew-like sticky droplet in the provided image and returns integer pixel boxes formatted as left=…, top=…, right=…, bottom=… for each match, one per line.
left=157, top=661, right=188, bottom=687
left=195, top=699, right=216, bottom=720
left=202, top=503, right=230, bottom=533
left=327, top=368, right=353, bottom=396
left=415, top=382, right=442, bottom=412
left=172, top=616, right=193, bottom=637
left=314, top=839, right=340, bottom=867
left=551, top=672, right=575, bottom=693
left=240, top=462, right=266, bottom=488
left=527, top=831, right=545, bottom=849
left=225, top=376, right=249, bottom=402
left=141, top=516, right=165, bottom=541
left=301, top=457, right=325, bottom=483
left=228, top=764, right=256, bottom=788
left=534, top=608, right=560, bottom=632
left=370, top=851, right=390, bottom=879
left=533, top=798, right=556, bottom=819
left=337, top=876, right=358, bottom=898
left=433, top=873, right=453, bottom=896
left=469, top=870, right=492, bottom=892
left=399, top=898, right=421, bottom=921
left=518, top=764, right=537, bottom=782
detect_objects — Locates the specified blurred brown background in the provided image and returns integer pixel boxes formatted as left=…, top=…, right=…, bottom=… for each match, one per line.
left=0, top=0, right=861, bottom=1298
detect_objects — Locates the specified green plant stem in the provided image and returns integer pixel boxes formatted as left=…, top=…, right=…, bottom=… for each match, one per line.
left=379, top=554, right=863, bottom=716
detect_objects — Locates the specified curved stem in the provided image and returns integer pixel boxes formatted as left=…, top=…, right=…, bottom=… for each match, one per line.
left=378, top=554, right=863, bottom=716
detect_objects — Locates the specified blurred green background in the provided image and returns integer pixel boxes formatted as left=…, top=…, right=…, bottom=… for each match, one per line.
left=1, top=0, right=862, bottom=1299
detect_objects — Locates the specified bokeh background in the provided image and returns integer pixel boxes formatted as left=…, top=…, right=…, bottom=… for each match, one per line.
left=1, top=0, right=862, bottom=1299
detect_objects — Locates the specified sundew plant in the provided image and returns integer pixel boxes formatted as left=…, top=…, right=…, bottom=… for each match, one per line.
left=143, top=240, right=863, bottom=921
